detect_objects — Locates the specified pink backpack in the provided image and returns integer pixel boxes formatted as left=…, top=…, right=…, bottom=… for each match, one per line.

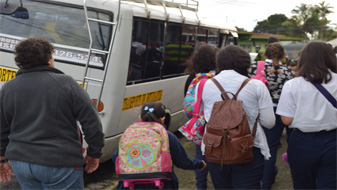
left=179, top=79, right=207, bottom=145
left=252, top=61, right=269, bottom=87
left=183, top=70, right=216, bottom=118
left=115, top=122, right=172, bottom=189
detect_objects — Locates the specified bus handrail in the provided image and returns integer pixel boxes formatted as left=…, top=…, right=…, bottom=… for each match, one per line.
left=121, top=0, right=199, bottom=24
left=82, top=0, right=121, bottom=110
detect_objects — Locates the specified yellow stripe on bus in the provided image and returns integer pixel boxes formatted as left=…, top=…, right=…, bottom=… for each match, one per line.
left=0, top=67, right=17, bottom=83
left=0, top=66, right=84, bottom=87
left=122, top=90, right=163, bottom=111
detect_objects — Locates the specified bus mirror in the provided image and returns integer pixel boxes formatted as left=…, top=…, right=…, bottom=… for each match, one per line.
left=0, top=3, right=29, bottom=19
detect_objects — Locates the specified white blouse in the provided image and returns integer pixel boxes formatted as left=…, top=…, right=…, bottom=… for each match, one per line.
left=197, top=70, right=275, bottom=160
left=276, top=72, right=337, bottom=132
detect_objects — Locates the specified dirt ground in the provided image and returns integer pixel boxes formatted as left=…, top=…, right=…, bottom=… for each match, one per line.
left=175, top=131, right=293, bottom=190
left=1, top=131, right=292, bottom=190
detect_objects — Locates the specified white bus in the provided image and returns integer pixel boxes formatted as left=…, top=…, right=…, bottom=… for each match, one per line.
left=0, top=0, right=238, bottom=162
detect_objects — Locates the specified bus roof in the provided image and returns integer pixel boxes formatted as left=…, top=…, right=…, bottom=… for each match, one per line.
left=122, top=0, right=237, bottom=31
left=48, top=0, right=236, bottom=32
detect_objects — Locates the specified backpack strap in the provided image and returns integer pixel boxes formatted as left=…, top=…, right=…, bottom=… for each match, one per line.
left=256, top=61, right=265, bottom=76
left=234, top=79, right=250, bottom=97
left=193, top=79, right=208, bottom=116
left=311, top=82, right=337, bottom=108
left=235, top=79, right=257, bottom=136
left=211, top=78, right=250, bottom=100
left=210, top=78, right=231, bottom=100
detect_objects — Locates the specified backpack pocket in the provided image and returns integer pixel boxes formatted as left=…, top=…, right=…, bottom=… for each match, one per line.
left=228, top=134, right=254, bottom=164
left=203, top=132, right=223, bottom=162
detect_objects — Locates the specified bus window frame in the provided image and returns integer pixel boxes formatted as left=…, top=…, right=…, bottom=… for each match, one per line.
left=126, top=19, right=238, bottom=84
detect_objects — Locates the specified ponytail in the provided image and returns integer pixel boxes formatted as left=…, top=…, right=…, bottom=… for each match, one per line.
left=265, top=42, right=285, bottom=74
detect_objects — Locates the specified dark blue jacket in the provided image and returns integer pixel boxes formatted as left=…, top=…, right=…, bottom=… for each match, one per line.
left=112, top=131, right=203, bottom=189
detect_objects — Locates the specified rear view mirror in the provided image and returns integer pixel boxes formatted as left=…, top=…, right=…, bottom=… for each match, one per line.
left=0, top=3, right=29, bottom=19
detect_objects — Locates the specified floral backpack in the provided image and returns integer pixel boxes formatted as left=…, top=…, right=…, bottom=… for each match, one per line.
left=183, top=70, right=216, bottom=118
left=179, top=70, right=216, bottom=145
left=115, top=122, right=172, bottom=189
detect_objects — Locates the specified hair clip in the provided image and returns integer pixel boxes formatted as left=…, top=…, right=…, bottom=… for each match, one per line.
left=144, top=106, right=154, bottom=114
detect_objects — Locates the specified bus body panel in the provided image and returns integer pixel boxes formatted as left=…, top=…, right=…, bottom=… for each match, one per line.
left=0, top=0, right=238, bottom=162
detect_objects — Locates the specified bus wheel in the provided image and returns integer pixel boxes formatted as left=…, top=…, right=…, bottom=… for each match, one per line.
left=164, top=112, right=171, bottom=130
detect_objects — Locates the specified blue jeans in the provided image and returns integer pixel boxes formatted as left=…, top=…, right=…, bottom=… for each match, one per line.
left=11, top=160, right=84, bottom=190
left=288, top=129, right=336, bottom=189
left=195, top=144, right=208, bottom=190
left=261, top=107, right=285, bottom=189
left=207, top=147, right=264, bottom=189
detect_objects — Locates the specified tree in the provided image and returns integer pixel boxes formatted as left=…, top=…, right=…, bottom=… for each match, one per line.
left=251, top=1, right=336, bottom=41
left=253, top=14, right=288, bottom=34
left=291, top=3, right=311, bottom=25
left=314, top=1, right=334, bottom=19
left=267, top=14, right=288, bottom=26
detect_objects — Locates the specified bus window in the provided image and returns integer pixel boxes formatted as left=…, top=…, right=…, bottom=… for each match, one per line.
left=196, top=27, right=207, bottom=47
left=181, top=25, right=195, bottom=63
left=144, top=21, right=164, bottom=80
left=162, top=24, right=193, bottom=77
left=127, top=19, right=149, bottom=83
left=0, top=1, right=112, bottom=51
left=227, top=36, right=236, bottom=45
left=182, top=25, right=196, bottom=48
left=208, top=28, right=219, bottom=48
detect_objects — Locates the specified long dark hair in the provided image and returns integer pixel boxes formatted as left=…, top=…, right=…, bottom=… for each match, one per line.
left=140, top=102, right=166, bottom=127
left=297, top=41, right=337, bottom=83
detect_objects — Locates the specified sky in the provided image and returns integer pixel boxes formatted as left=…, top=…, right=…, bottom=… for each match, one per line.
left=196, top=0, right=337, bottom=31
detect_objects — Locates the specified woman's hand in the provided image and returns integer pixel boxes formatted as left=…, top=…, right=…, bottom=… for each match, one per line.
left=199, top=160, right=207, bottom=171
left=0, top=161, right=14, bottom=183
left=84, top=155, right=100, bottom=173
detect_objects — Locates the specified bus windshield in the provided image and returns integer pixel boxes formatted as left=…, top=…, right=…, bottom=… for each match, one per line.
left=0, top=0, right=112, bottom=67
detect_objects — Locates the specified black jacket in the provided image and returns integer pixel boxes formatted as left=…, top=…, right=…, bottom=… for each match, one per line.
left=0, top=66, right=104, bottom=167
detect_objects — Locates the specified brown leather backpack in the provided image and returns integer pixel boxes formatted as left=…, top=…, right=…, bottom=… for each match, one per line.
left=203, top=78, right=257, bottom=166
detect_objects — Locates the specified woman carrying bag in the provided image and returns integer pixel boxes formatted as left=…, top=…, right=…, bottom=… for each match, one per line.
left=277, top=41, right=337, bottom=189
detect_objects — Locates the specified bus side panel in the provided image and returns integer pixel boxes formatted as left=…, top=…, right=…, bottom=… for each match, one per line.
left=96, top=7, right=134, bottom=162
left=99, top=8, right=133, bottom=135
left=119, top=75, right=188, bottom=132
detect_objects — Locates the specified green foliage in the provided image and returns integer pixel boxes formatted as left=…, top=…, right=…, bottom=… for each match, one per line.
left=253, top=1, right=337, bottom=41
left=254, top=14, right=288, bottom=34
left=267, top=14, right=288, bottom=26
